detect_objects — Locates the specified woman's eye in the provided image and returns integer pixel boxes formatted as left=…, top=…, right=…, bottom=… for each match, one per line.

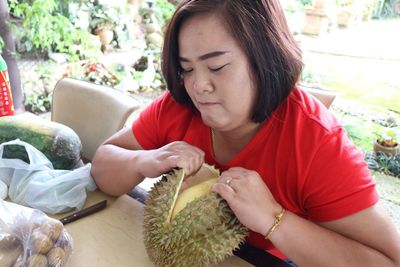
left=181, top=68, right=193, bottom=74
left=209, top=64, right=228, bottom=72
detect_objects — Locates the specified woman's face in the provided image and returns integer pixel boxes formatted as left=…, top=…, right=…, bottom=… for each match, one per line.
left=178, top=13, right=257, bottom=132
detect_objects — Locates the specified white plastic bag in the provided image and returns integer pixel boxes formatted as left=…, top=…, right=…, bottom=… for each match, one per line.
left=0, top=139, right=96, bottom=214
left=0, top=200, right=73, bottom=267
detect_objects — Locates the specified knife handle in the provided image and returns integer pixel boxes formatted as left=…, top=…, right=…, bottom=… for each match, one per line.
left=60, top=200, right=107, bottom=225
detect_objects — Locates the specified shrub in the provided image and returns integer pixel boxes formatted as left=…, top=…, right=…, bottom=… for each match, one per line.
left=9, top=0, right=99, bottom=61
left=366, top=152, right=400, bottom=178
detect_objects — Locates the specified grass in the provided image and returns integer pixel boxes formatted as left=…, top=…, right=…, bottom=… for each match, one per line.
left=374, top=171, right=400, bottom=205
left=301, top=18, right=400, bottom=113
left=335, top=114, right=380, bottom=151
left=302, top=53, right=400, bottom=113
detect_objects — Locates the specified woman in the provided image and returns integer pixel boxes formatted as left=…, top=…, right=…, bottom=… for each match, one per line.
left=92, top=0, right=400, bottom=266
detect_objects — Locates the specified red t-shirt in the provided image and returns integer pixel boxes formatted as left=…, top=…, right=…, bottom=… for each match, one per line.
left=132, top=87, right=379, bottom=259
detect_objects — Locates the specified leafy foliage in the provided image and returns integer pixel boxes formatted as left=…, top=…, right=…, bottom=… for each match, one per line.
left=378, top=0, right=400, bottom=18
left=299, top=0, right=312, bottom=6
left=23, top=64, right=55, bottom=114
left=24, top=90, right=52, bottom=114
left=9, top=0, right=99, bottom=61
left=336, top=112, right=377, bottom=152
left=366, top=152, right=400, bottom=178
left=87, top=3, right=118, bottom=33
left=64, top=62, right=120, bottom=88
left=155, top=0, right=176, bottom=26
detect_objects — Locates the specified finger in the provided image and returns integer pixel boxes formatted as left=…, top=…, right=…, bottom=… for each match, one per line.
left=165, top=155, right=180, bottom=168
left=187, top=147, right=203, bottom=161
left=220, top=169, right=245, bottom=180
left=195, top=149, right=205, bottom=165
left=212, top=182, right=236, bottom=203
left=185, top=142, right=204, bottom=154
left=218, top=172, right=239, bottom=184
left=182, top=153, right=204, bottom=176
left=226, top=166, right=247, bottom=173
left=218, top=176, right=231, bottom=186
left=191, top=159, right=203, bottom=176
left=192, top=151, right=205, bottom=174
left=178, top=158, right=198, bottom=176
left=176, top=158, right=190, bottom=174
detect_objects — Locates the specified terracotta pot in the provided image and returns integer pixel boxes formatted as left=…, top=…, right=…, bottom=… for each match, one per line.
left=373, top=140, right=400, bottom=156
left=95, top=29, right=114, bottom=45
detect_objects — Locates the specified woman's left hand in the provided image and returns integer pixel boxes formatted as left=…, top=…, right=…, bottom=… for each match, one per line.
left=212, top=167, right=282, bottom=235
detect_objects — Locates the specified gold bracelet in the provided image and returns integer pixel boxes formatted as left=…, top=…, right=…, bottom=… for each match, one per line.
left=264, top=208, right=286, bottom=240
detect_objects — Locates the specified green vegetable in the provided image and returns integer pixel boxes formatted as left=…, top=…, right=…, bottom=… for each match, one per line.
left=0, top=115, right=82, bottom=170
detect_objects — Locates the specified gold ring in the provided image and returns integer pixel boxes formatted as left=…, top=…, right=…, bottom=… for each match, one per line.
left=225, top=177, right=233, bottom=186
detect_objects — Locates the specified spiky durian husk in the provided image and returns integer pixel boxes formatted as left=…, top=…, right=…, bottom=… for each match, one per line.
left=143, top=168, right=248, bottom=267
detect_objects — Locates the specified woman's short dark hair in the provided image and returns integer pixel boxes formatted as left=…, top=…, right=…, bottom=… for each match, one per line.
left=162, top=0, right=303, bottom=123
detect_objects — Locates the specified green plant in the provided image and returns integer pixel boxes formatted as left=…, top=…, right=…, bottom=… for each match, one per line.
left=300, top=67, right=326, bottom=89
left=88, top=3, right=118, bottom=33
left=282, top=0, right=305, bottom=13
left=155, top=0, right=176, bottom=26
left=300, top=0, right=313, bottom=6
left=9, top=0, right=99, bottom=61
left=335, top=112, right=378, bottom=152
left=376, top=128, right=399, bottom=147
left=366, top=152, right=400, bottom=178
left=379, top=0, right=400, bottom=18
left=65, top=62, right=120, bottom=88
left=23, top=64, right=55, bottom=114
left=24, top=90, right=52, bottom=114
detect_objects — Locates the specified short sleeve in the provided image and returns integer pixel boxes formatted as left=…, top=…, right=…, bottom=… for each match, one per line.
left=131, top=91, right=194, bottom=150
left=303, top=127, right=379, bottom=222
left=132, top=92, right=167, bottom=149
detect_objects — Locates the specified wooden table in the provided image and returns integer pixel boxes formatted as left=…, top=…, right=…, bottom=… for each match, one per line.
left=54, top=191, right=253, bottom=267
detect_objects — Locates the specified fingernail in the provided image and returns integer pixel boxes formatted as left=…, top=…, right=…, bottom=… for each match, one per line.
left=211, top=184, right=217, bottom=192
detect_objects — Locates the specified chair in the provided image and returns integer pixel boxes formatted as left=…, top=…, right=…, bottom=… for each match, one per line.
left=301, top=86, right=336, bottom=109
left=51, top=78, right=140, bottom=162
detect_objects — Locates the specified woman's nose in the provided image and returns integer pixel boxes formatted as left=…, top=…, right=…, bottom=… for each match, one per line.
left=192, top=73, right=213, bottom=94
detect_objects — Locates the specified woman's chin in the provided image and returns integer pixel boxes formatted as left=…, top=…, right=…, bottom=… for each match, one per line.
left=200, top=115, right=224, bottom=129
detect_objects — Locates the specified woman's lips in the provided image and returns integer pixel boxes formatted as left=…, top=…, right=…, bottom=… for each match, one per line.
left=198, top=101, right=219, bottom=107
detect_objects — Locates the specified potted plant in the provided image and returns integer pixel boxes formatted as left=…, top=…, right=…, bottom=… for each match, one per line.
left=88, top=4, right=117, bottom=46
left=373, top=128, right=400, bottom=156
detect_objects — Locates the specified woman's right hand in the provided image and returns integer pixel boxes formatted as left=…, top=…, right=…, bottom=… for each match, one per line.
left=137, top=141, right=205, bottom=178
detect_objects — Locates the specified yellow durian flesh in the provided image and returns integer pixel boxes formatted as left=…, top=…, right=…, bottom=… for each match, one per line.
left=169, top=164, right=219, bottom=221
left=171, top=178, right=217, bottom=220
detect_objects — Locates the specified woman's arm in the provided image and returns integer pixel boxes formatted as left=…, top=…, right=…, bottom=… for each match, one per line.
left=271, top=203, right=400, bottom=267
left=213, top=167, right=400, bottom=267
left=91, top=127, right=146, bottom=196
left=91, top=127, right=205, bottom=196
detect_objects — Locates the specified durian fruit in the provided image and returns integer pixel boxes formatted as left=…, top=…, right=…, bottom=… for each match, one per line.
left=143, top=164, right=248, bottom=267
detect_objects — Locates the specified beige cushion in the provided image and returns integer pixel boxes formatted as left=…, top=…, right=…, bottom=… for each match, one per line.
left=301, top=86, right=336, bottom=109
left=51, top=78, right=140, bottom=161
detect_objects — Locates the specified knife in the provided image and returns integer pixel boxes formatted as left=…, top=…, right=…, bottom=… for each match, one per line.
left=59, top=200, right=108, bottom=225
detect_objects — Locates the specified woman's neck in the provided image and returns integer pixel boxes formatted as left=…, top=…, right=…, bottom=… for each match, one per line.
left=211, top=123, right=261, bottom=164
